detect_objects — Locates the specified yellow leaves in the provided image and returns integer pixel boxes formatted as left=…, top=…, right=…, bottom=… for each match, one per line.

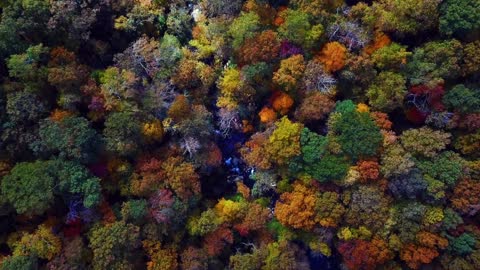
left=12, top=224, right=62, bottom=260
left=356, top=103, right=370, bottom=113
left=142, top=119, right=164, bottom=143
left=273, top=55, right=305, bottom=91
left=217, top=67, right=242, bottom=110
left=215, top=198, right=246, bottom=223
left=265, top=116, right=302, bottom=165
left=422, top=207, right=444, bottom=226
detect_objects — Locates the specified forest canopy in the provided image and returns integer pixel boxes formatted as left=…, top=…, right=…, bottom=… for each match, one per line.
left=0, top=0, right=480, bottom=269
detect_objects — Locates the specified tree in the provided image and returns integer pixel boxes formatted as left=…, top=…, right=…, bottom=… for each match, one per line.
left=371, top=42, right=410, bottom=70
left=294, top=92, right=335, bottom=123
left=36, top=116, right=102, bottom=163
left=0, top=0, right=50, bottom=60
left=447, top=233, right=476, bottom=256
left=338, top=238, right=393, bottom=270
left=5, top=91, right=48, bottom=124
left=161, top=156, right=200, bottom=200
left=201, top=0, right=243, bottom=17
left=12, top=224, right=62, bottom=260
left=417, top=151, right=464, bottom=187
left=1, top=161, right=55, bottom=216
left=265, top=117, right=303, bottom=165
left=47, top=47, right=89, bottom=109
left=7, top=44, right=48, bottom=91
left=50, top=159, right=102, bottom=208
left=275, top=182, right=317, bottom=230
left=239, top=30, right=281, bottom=65
left=229, top=12, right=260, bottom=49
left=217, top=66, right=254, bottom=110
left=366, top=71, right=407, bottom=112
left=345, top=186, right=390, bottom=231
left=273, top=55, right=305, bottom=92
left=332, top=110, right=383, bottom=160
left=316, top=42, right=347, bottom=73
left=315, top=191, right=345, bottom=228
left=462, top=41, right=480, bottom=76
left=443, top=85, right=480, bottom=114
left=407, top=39, right=463, bottom=86
left=88, top=222, right=140, bottom=270
left=103, top=112, right=143, bottom=156
left=0, top=255, right=37, bottom=270
left=301, top=60, right=337, bottom=94
left=388, top=168, right=427, bottom=200
left=400, top=244, right=439, bottom=270
left=400, top=127, right=451, bottom=157
left=356, top=160, right=380, bottom=183
left=100, top=67, right=143, bottom=111
left=371, top=0, right=441, bottom=36
left=451, top=179, right=480, bottom=215
left=380, top=143, right=415, bottom=177
left=277, top=9, right=323, bottom=49
left=439, top=0, right=480, bottom=36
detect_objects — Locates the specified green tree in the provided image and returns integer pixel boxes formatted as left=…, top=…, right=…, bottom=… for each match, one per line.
left=443, top=84, right=480, bottom=113
left=50, top=159, right=102, bottom=208
left=88, top=222, right=140, bottom=270
left=0, top=0, right=50, bottom=60
left=229, top=12, right=261, bottom=49
left=366, top=71, right=407, bottom=112
left=1, top=160, right=55, bottom=216
left=439, top=0, right=480, bottom=36
left=371, top=42, right=411, bottom=70
left=417, top=151, right=464, bottom=187
left=332, top=110, right=383, bottom=160
left=407, top=39, right=463, bottom=86
left=7, top=44, right=48, bottom=91
left=36, top=116, right=102, bottom=163
left=277, top=9, right=323, bottom=49
left=103, top=112, right=143, bottom=157
left=0, top=255, right=37, bottom=270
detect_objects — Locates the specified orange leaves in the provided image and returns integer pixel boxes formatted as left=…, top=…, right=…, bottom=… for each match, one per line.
left=338, top=238, right=393, bottom=270
left=259, top=107, right=277, bottom=123
left=400, top=244, right=439, bottom=270
left=142, top=240, right=178, bottom=270
left=275, top=183, right=317, bottom=230
left=272, top=92, right=294, bottom=115
left=356, top=160, right=380, bottom=183
left=203, top=226, right=234, bottom=256
left=239, top=30, right=281, bottom=65
left=451, top=178, right=480, bottom=215
left=240, top=131, right=272, bottom=170
left=364, top=32, right=391, bottom=55
left=316, top=42, right=347, bottom=73
left=49, top=109, right=73, bottom=122
left=416, top=231, right=448, bottom=250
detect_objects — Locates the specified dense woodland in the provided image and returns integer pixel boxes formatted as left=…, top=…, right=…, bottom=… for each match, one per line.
left=0, top=0, right=480, bottom=269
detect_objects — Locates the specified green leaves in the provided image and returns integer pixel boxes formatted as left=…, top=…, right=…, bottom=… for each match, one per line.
left=443, top=84, right=480, bottom=113
left=332, top=110, right=382, bottom=161
left=439, top=0, right=480, bottom=36
left=1, top=160, right=55, bottom=216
